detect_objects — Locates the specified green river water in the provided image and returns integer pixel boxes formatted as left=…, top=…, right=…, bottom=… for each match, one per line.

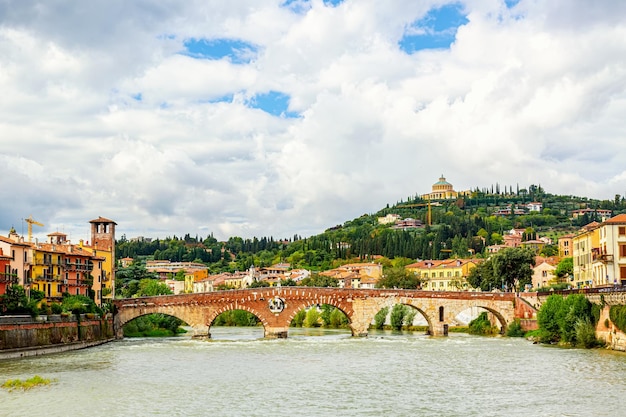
left=1, top=327, right=625, bottom=417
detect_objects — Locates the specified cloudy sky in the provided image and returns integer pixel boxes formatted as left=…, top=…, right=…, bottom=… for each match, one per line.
left=1, top=0, right=625, bottom=243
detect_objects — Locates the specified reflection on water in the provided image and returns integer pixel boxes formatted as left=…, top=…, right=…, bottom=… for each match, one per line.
left=1, top=327, right=625, bottom=417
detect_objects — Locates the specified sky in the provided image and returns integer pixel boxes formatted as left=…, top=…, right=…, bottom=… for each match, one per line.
left=1, top=0, right=626, bottom=243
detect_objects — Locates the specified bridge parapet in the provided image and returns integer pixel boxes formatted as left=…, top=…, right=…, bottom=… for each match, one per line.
left=535, top=287, right=626, bottom=306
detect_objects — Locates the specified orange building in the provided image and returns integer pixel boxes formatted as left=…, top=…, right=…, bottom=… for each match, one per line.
left=0, top=248, right=14, bottom=295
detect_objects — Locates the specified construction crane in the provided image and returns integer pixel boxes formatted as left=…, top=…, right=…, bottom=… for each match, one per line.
left=25, top=215, right=44, bottom=242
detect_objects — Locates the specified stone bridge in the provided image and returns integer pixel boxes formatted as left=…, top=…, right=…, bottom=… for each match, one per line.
left=113, top=287, right=524, bottom=338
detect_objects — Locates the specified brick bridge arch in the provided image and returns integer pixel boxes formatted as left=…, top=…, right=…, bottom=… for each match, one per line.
left=113, top=288, right=519, bottom=338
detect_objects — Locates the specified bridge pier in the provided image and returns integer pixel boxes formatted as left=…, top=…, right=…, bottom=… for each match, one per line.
left=191, top=325, right=211, bottom=339
left=430, top=323, right=449, bottom=337
left=265, top=326, right=289, bottom=338
left=349, top=322, right=369, bottom=337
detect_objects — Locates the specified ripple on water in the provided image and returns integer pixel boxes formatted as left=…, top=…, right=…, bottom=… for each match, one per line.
left=1, top=330, right=626, bottom=417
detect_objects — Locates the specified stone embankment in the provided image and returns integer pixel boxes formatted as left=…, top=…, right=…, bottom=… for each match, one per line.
left=0, top=314, right=114, bottom=360
left=596, top=306, right=626, bottom=352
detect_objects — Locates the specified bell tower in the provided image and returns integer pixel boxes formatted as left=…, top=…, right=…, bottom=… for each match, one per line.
left=89, top=217, right=117, bottom=303
left=90, top=216, right=117, bottom=252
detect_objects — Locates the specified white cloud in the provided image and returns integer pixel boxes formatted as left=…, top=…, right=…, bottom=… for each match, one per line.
left=1, top=0, right=625, bottom=243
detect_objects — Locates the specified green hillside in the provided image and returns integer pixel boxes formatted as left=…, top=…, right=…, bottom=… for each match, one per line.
left=116, top=184, right=625, bottom=275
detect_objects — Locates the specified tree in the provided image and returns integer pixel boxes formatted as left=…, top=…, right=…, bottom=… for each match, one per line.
left=468, top=311, right=498, bottom=335
left=249, top=280, right=270, bottom=288
left=136, top=279, right=173, bottom=297
left=467, top=258, right=496, bottom=291
left=116, top=262, right=159, bottom=296
left=537, top=294, right=597, bottom=346
left=62, top=294, right=99, bottom=314
left=537, top=295, right=564, bottom=343
left=0, top=285, right=31, bottom=315
left=555, top=257, right=573, bottom=281
left=539, top=244, right=558, bottom=257
left=491, top=247, right=536, bottom=291
left=390, top=304, right=406, bottom=330
left=300, top=273, right=338, bottom=287
left=304, top=307, right=321, bottom=327
left=376, top=267, right=422, bottom=289
left=373, top=307, right=389, bottom=329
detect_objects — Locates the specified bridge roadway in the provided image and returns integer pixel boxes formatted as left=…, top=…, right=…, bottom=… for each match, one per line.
left=113, top=287, right=529, bottom=338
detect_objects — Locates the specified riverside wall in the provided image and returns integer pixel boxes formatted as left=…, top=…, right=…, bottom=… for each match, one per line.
left=596, top=306, right=626, bottom=352
left=0, top=314, right=114, bottom=360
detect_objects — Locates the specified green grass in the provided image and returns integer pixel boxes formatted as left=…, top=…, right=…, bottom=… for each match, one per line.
left=2, top=375, right=55, bottom=391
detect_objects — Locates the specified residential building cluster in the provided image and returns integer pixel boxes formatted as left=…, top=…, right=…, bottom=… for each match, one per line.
left=0, top=217, right=116, bottom=306
left=567, top=214, right=626, bottom=288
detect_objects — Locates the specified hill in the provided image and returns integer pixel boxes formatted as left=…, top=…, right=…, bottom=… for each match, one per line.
left=116, top=184, right=625, bottom=273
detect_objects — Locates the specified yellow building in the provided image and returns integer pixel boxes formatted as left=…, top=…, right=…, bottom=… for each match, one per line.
left=30, top=244, right=64, bottom=300
left=596, top=214, right=626, bottom=286
left=558, top=234, right=574, bottom=258
left=406, top=259, right=480, bottom=290
left=423, top=175, right=458, bottom=200
left=572, top=222, right=601, bottom=288
left=29, top=234, right=99, bottom=303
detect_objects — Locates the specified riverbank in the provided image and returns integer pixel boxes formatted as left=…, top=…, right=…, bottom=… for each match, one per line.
left=0, top=314, right=114, bottom=360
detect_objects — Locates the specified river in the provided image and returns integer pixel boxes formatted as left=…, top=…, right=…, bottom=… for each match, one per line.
left=1, top=327, right=625, bottom=417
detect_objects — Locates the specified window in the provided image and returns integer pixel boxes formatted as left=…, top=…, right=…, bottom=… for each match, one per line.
left=619, top=226, right=626, bottom=236
left=621, top=266, right=626, bottom=279
left=620, top=244, right=626, bottom=258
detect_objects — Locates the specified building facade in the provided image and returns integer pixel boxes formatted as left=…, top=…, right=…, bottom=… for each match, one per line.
left=406, top=259, right=480, bottom=291
left=572, top=215, right=626, bottom=288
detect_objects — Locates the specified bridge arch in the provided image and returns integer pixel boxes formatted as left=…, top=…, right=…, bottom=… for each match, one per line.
left=205, top=305, right=270, bottom=338
left=114, top=304, right=208, bottom=339
left=285, top=300, right=352, bottom=327
left=447, top=302, right=511, bottom=334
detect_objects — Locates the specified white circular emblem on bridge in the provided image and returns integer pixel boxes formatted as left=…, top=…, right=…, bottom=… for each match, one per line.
left=268, top=296, right=285, bottom=313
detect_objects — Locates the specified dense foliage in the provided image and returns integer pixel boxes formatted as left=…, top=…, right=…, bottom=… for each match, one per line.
left=466, top=247, right=535, bottom=291
left=123, top=314, right=184, bottom=337
left=389, top=304, right=417, bottom=330
left=114, top=185, right=623, bottom=281
left=0, top=285, right=39, bottom=316
left=536, top=294, right=600, bottom=347
left=468, top=312, right=499, bottom=335
left=377, top=267, right=422, bottom=289
left=609, top=305, right=626, bottom=334
left=290, top=304, right=349, bottom=328
left=213, top=310, right=259, bottom=326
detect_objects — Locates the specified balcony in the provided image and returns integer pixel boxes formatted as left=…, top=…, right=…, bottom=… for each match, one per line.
left=594, top=253, right=614, bottom=263
left=63, top=262, right=93, bottom=272
left=34, top=275, right=63, bottom=282
left=0, top=273, right=18, bottom=284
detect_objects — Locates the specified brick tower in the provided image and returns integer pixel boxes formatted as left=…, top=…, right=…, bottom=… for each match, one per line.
left=89, top=217, right=117, bottom=303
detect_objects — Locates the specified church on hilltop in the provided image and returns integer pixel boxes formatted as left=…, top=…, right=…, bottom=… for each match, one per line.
left=422, top=175, right=459, bottom=200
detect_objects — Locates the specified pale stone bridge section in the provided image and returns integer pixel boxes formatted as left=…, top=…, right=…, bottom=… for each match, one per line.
left=113, top=287, right=521, bottom=338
